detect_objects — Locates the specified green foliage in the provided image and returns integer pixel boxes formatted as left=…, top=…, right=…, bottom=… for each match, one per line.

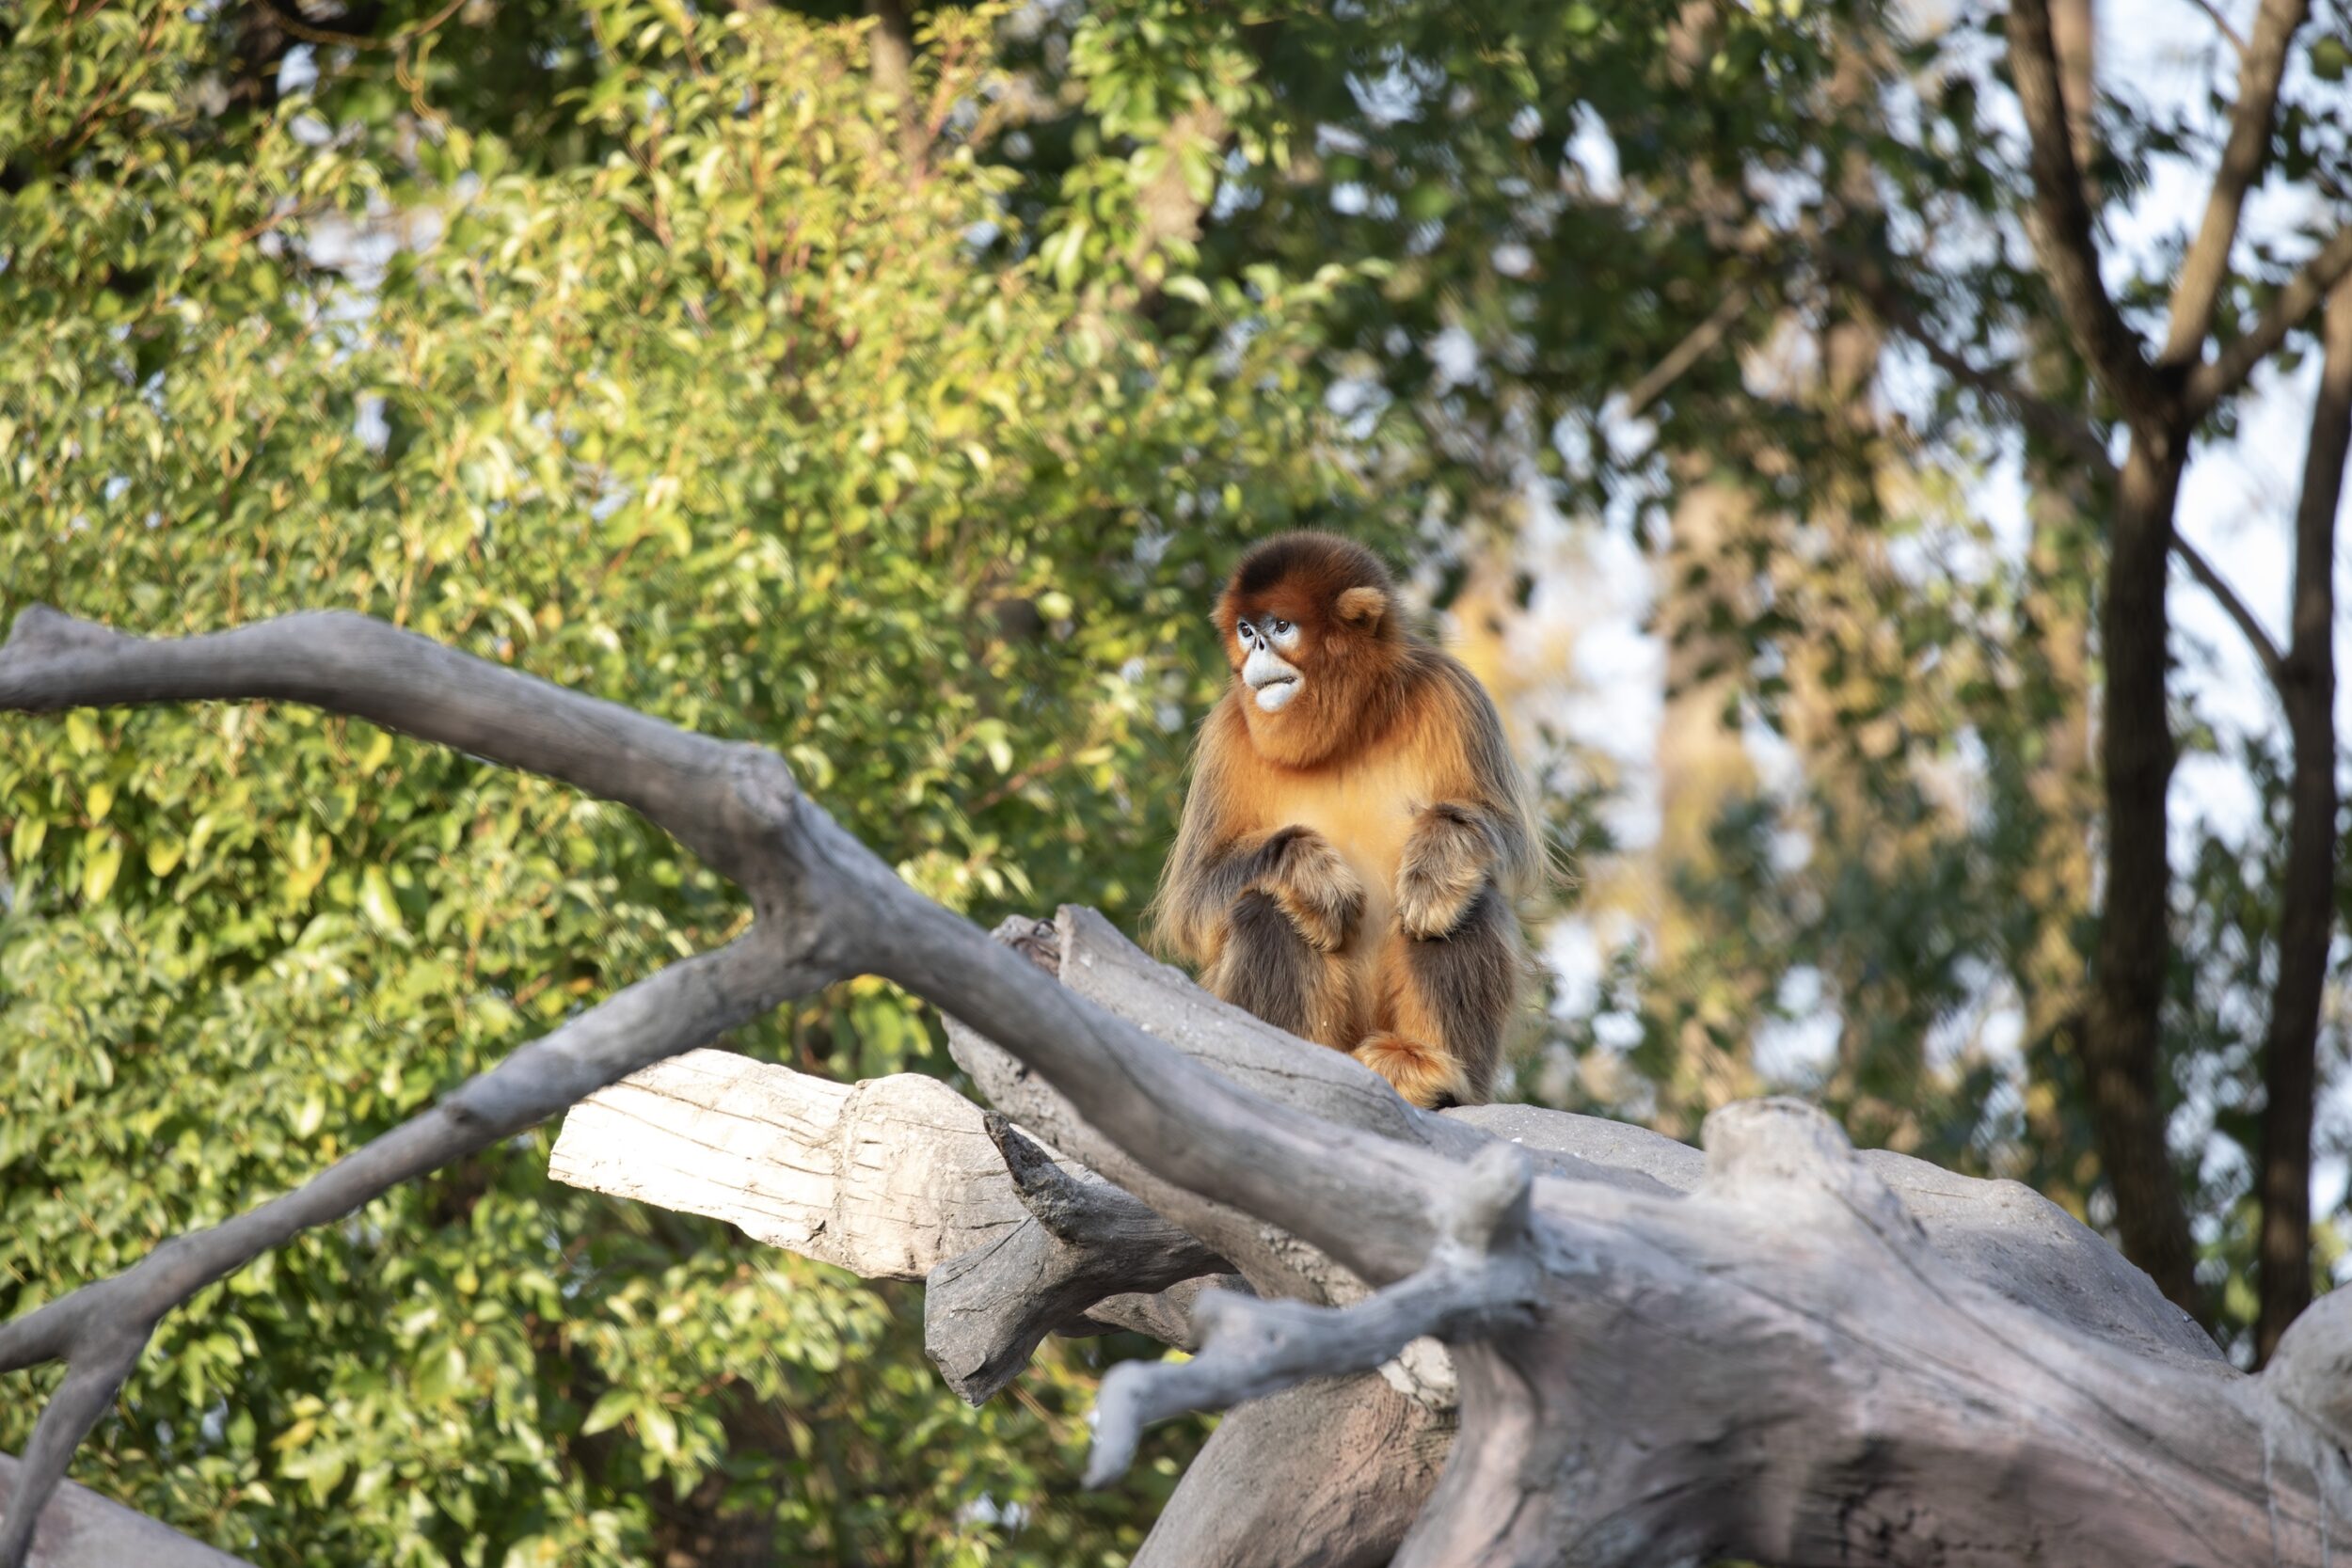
left=6, top=0, right=2344, bottom=1550
left=0, top=2, right=1392, bottom=1560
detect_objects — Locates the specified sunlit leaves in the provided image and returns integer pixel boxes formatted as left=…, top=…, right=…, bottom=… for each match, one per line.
left=0, top=2, right=1300, bottom=1560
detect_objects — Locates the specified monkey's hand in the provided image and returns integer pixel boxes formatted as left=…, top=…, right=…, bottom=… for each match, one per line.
left=1396, top=803, right=1496, bottom=939
left=1248, top=827, right=1364, bottom=952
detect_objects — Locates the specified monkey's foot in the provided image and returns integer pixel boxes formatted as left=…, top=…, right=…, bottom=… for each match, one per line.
left=1351, top=1032, right=1473, bottom=1110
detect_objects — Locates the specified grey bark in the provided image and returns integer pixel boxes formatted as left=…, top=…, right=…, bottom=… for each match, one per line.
left=560, top=911, right=2231, bottom=1566
left=0, top=1458, right=250, bottom=1568
left=1129, top=1375, right=1451, bottom=1568
left=2, top=602, right=2344, bottom=1568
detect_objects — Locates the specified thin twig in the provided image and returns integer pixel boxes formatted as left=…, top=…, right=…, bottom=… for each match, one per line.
left=2172, top=531, right=2286, bottom=687
left=2007, top=0, right=2161, bottom=421
left=1839, top=260, right=2115, bottom=475
left=1620, top=285, right=1753, bottom=419
left=1085, top=1140, right=1539, bottom=1485
left=2161, top=0, right=2311, bottom=367
left=2177, top=0, right=2250, bottom=56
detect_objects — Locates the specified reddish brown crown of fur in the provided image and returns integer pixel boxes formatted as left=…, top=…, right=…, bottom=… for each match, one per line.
left=1213, top=532, right=1397, bottom=656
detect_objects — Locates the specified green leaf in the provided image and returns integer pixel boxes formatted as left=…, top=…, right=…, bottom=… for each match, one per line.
left=580, top=1389, right=635, bottom=1437
left=359, top=864, right=408, bottom=938
left=637, top=1403, right=679, bottom=1460
left=81, top=832, right=122, bottom=904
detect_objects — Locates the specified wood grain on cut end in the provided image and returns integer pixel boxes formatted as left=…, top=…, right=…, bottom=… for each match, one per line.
left=549, top=1048, right=1034, bottom=1279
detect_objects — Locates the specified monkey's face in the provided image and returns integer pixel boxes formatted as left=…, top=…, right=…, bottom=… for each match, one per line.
left=1215, top=534, right=1397, bottom=760
left=1233, top=612, right=1307, bottom=713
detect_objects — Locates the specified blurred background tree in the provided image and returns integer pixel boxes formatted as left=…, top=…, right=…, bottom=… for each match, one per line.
left=3, top=0, right=2349, bottom=1560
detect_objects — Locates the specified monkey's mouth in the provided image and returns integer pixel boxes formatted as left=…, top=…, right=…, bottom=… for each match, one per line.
left=1249, top=673, right=1300, bottom=711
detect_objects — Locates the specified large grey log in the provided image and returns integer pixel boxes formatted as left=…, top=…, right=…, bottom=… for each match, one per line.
left=0, top=1456, right=250, bottom=1568
left=553, top=913, right=2237, bottom=1568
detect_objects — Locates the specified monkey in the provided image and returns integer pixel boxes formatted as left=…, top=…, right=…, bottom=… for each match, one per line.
left=1147, top=532, right=1540, bottom=1109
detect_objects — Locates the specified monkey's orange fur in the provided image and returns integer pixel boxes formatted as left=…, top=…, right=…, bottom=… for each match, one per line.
left=1148, top=533, right=1538, bottom=1107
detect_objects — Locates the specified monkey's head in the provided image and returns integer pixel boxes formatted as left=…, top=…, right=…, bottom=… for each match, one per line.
left=1213, top=532, right=1402, bottom=764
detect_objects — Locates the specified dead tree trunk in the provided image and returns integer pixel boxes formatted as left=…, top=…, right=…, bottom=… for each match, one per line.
left=0, top=604, right=2347, bottom=1566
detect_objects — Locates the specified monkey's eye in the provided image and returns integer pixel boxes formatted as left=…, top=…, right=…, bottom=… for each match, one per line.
left=1272, top=619, right=1291, bottom=636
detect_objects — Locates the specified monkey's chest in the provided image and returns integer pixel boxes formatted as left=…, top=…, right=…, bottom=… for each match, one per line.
left=1270, top=764, right=1419, bottom=950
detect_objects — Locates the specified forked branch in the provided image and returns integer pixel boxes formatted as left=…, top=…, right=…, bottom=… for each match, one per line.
left=2160, top=0, right=2310, bottom=366
left=1086, top=1140, right=1541, bottom=1486
left=2188, top=223, right=2352, bottom=413
left=2005, top=0, right=2158, bottom=420
left=0, top=937, right=807, bottom=1567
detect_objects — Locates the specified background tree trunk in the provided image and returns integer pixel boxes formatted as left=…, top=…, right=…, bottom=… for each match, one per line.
left=2083, top=436, right=2199, bottom=1313
left=2258, top=277, right=2352, bottom=1361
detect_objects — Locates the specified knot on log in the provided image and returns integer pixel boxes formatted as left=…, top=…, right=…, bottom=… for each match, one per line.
left=1432, top=1140, right=1533, bottom=1263
left=728, top=745, right=803, bottom=834
left=1700, top=1098, right=1923, bottom=1244
left=4, top=604, right=120, bottom=655
left=989, top=913, right=1064, bottom=975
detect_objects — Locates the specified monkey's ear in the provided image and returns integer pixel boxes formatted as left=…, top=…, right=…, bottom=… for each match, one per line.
left=1335, top=585, right=1388, bottom=627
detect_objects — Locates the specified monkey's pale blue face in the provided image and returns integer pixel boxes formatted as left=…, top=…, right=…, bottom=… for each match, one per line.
left=1235, top=614, right=1305, bottom=713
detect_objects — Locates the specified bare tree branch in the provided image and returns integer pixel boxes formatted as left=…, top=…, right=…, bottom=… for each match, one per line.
left=16, top=601, right=2352, bottom=1566
left=548, top=1047, right=1230, bottom=1403
left=1087, top=1140, right=1541, bottom=1486
left=0, top=606, right=801, bottom=908
left=2257, top=275, right=2352, bottom=1362
left=2161, top=0, right=2311, bottom=366
left=548, top=1048, right=1061, bottom=1279
left=2188, top=223, right=2352, bottom=412
left=1842, top=262, right=2116, bottom=474
left=941, top=908, right=1517, bottom=1306
left=2177, top=0, right=2251, bottom=56
left=0, top=936, right=805, bottom=1567
left=1619, top=284, right=1752, bottom=419
left=0, top=604, right=1478, bottom=1565
left=2005, top=0, right=2159, bottom=420
left=2171, top=531, right=2287, bottom=683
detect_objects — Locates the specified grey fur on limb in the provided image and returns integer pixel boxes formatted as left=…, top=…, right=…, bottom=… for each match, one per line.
left=10, top=600, right=2352, bottom=1568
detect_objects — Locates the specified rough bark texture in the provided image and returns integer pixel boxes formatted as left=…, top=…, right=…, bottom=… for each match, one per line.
left=2258, top=277, right=2352, bottom=1361
left=559, top=911, right=2235, bottom=1566
left=4, top=603, right=2346, bottom=1568
left=1129, top=1376, right=1451, bottom=1568
left=0, top=1458, right=250, bottom=1568
left=2083, top=436, right=2201, bottom=1317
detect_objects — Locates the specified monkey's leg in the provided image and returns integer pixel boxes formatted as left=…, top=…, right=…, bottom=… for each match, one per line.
left=1356, top=887, right=1518, bottom=1108
left=1204, top=889, right=1360, bottom=1050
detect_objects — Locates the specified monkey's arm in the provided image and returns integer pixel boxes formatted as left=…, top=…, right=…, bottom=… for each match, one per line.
left=1149, top=707, right=1363, bottom=960
left=1394, top=664, right=1539, bottom=940
left=1161, top=823, right=1365, bottom=958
